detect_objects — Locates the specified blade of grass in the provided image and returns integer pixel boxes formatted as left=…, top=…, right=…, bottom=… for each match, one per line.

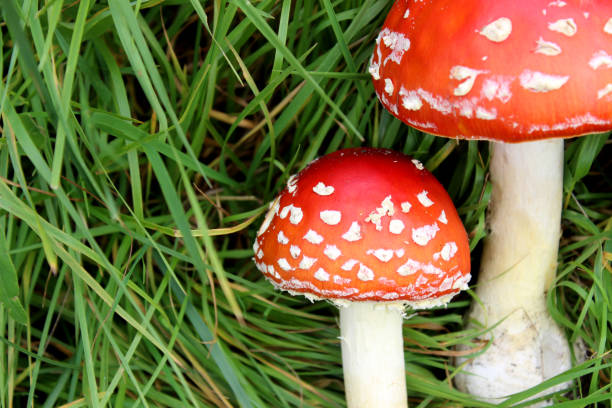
left=1, top=0, right=55, bottom=119
left=50, top=0, right=90, bottom=189
left=0, top=225, right=28, bottom=325
left=163, top=255, right=262, bottom=408
left=231, top=0, right=363, bottom=141
left=71, top=264, right=101, bottom=408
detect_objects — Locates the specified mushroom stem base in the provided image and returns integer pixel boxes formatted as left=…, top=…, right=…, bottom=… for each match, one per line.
left=340, top=302, right=407, bottom=408
left=455, top=139, right=571, bottom=405
left=456, top=308, right=571, bottom=407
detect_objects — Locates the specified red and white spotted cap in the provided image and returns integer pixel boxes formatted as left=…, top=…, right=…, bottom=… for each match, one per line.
left=370, top=0, right=612, bottom=142
left=253, top=148, right=470, bottom=307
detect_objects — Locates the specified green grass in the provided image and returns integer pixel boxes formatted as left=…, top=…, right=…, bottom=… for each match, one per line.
left=0, top=0, right=610, bottom=407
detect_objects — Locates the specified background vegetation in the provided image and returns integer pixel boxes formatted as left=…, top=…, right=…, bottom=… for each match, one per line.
left=0, top=0, right=610, bottom=406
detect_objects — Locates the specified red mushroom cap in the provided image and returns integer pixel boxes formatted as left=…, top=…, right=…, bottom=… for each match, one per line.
left=371, top=0, right=612, bottom=142
left=253, top=148, right=471, bottom=305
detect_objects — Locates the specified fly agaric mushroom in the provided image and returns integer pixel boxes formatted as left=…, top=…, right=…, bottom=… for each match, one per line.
left=370, top=0, right=612, bottom=404
left=253, top=148, right=470, bottom=408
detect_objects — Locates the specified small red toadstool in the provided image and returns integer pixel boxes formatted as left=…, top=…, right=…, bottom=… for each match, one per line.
left=369, top=0, right=612, bottom=404
left=253, top=148, right=470, bottom=408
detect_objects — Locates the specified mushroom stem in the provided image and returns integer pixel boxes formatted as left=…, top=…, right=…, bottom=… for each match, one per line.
left=456, top=139, right=571, bottom=404
left=340, top=302, right=407, bottom=408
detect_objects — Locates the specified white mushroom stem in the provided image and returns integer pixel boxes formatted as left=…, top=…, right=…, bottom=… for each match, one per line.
left=340, top=302, right=407, bottom=408
left=456, top=139, right=571, bottom=405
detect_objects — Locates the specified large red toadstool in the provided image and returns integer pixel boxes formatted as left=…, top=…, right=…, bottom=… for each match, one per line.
left=369, top=0, right=612, bottom=403
left=253, top=148, right=470, bottom=407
